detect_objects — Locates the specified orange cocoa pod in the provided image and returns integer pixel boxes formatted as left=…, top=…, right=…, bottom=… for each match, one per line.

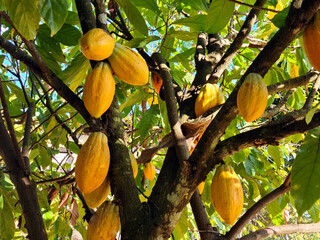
left=83, top=62, right=115, bottom=118
left=237, top=73, right=268, bottom=122
left=84, top=177, right=111, bottom=209
left=108, top=43, right=149, bottom=85
left=194, top=83, right=224, bottom=117
left=75, top=132, right=110, bottom=194
left=151, top=71, right=163, bottom=94
left=86, top=201, right=120, bottom=240
left=303, top=11, right=320, bottom=71
left=211, top=164, right=243, bottom=225
left=143, top=162, right=156, bottom=181
left=80, top=28, right=115, bottom=61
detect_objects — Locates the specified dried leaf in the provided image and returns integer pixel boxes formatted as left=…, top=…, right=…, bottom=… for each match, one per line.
left=58, top=191, right=70, bottom=210
left=69, top=198, right=79, bottom=227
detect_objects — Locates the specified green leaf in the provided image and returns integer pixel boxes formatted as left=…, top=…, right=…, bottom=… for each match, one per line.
left=40, top=0, right=68, bottom=34
left=206, top=0, right=235, bottom=34
left=306, top=104, right=320, bottom=124
left=158, top=99, right=171, bottom=136
left=180, top=0, right=208, bottom=11
left=115, top=0, right=148, bottom=36
left=172, top=15, right=206, bottom=32
left=65, top=11, right=80, bottom=25
left=130, top=0, right=161, bottom=14
left=271, top=7, right=290, bottom=29
left=0, top=194, right=15, bottom=239
left=4, top=0, right=40, bottom=40
left=137, top=105, right=160, bottom=140
left=60, top=53, right=90, bottom=91
left=266, top=200, right=285, bottom=225
left=267, top=145, right=281, bottom=168
left=291, top=127, right=320, bottom=216
left=168, top=31, right=198, bottom=41
left=37, top=24, right=65, bottom=62
left=0, top=174, right=14, bottom=192
left=308, top=200, right=320, bottom=223
left=38, top=146, right=52, bottom=168
left=126, top=35, right=160, bottom=48
left=53, top=24, right=82, bottom=46
left=119, top=89, right=151, bottom=112
left=172, top=207, right=188, bottom=239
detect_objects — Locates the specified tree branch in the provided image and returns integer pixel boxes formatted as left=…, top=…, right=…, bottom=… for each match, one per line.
left=225, top=173, right=291, bottom=240
left=209, top=0, right=268, bottom=83
left=190, top=0, right=320, bottom=178
left=152, top=52, right=189, bottom=164
left=214, top=110, right=320, bottom=161
left=0, top=113, right=47, bottom=239
left=239, top=222, right=320, bottom=240
left=0, top=12, right=101, bottom=131
left=190, top=190, right=221, bottom=240
left=0, top=77, right=26, bottom=172
left=21, top=102, right=35, bottom=172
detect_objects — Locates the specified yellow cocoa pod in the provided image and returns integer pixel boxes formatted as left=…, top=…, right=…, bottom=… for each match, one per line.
left=143, top=162, right=156, bottom=181
left=151, top=71, right=163, bottom=94
left=75, top=132, right=110, bottom=194
left=80, top=28, right=115, bottom=61
left=198, top=181, right=205, bottom=195
left=129, top=151, right=138, bottom=179
left=108, top=43, right=149, bottom=85
left=237, top=73, right=268, bottom=122
left=86, top=201, right=120, bottom=240
left=83, top=62, right=115, bottom=118
left=303, top=11, right=320, bottom=71
left=194, top=83, right=225, bottom=117
left=211, top=164, right=243, bottom=225
left=84, top=177, right=111, bottom=209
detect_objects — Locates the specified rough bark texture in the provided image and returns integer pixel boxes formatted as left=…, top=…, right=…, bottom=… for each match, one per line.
left=0, top=116, right=47, bottom=240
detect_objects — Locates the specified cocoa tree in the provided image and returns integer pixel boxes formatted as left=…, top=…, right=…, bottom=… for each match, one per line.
left=0, top=0, right=320, bottom=239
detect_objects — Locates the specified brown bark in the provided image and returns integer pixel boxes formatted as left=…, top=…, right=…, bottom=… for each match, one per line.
left=0, top=116, right=47, bottom=239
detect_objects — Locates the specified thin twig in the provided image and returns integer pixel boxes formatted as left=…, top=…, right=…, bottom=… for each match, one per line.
left=21, top=102, right=35, bottom=172
left=228, top=0, right=280, bottom=13
left=225, top=173, right=291, bottom=240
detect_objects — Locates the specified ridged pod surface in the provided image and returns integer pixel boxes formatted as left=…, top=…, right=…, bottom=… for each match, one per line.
left=237, top=73, right=268, bottom=122
left=303, top=11, right=320, bottom=71
left=80, top=28, right=115, bottom=61
left=129, top=151, right=138, bottom=179
left=151, top=71, right=163, bottom=94
left=211, top=165, right=243, bottom=225
left=84, top=177, right=111, bottom=209
left=86, top=201, right=120, bottom=240
left=75, top=132, right=110, bottom=194
left=83, top=62, right=115, bottom=118
left=108, top=43, right=149, bottom=85
left=143, top=162, right=156, bottom=181
left=194, top=83, right=224, bottom=117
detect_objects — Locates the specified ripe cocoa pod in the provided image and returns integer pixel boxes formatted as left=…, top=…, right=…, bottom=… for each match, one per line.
left=84, top=177, right=111, bottom=209
left=108, top=43, right=149, bottom=85
left=83, top=62, right=115, bottom=118
left=151, top=71, right=163, bottom=94
left=194, top=83, right=224, bottom=117
left=80, top=28, right=115, bottom=61
left=143, top=162, right=156, bottom=181
left=303, top=11, right=320, bottom=71
left=211, top=164, right=243, bottom=225
left=129, top=151, right=138, bottom=179
left=75, top=132, right=110, bottom=194
left=237, top=73, right=268, bottom=122
left=198, top=181, right=205, bottom=195
left=86, top=201, right=120, bottom=240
